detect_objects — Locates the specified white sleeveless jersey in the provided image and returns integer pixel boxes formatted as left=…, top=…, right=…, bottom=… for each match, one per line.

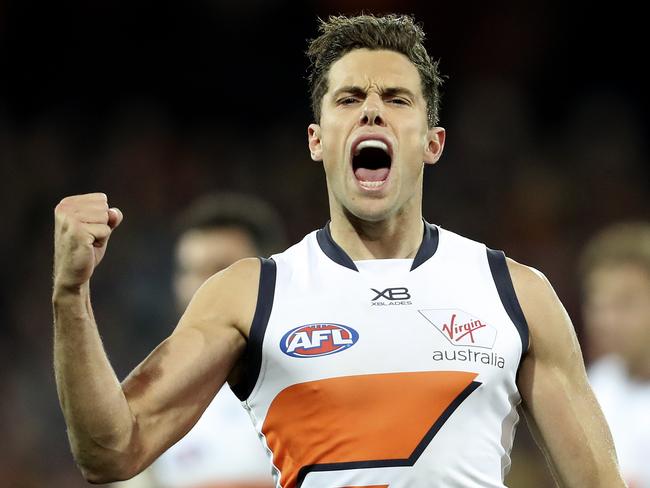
left=231, top=222, right=529, bottom=488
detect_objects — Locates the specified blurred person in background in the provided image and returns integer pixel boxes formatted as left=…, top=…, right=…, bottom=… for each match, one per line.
left=115, top=192, right=285, bottom=488
left=580, top=221, right=650, bottom=488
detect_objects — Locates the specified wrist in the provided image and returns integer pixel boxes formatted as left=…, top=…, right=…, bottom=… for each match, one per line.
left=52, top=281, right=90, bottom=305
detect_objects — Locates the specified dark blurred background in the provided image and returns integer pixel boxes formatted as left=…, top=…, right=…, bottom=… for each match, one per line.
left=1, top=1, right=648, bottom=486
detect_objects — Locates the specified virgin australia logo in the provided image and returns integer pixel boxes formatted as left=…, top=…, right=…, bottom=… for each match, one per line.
left=419, top=309, right=497, bottom=349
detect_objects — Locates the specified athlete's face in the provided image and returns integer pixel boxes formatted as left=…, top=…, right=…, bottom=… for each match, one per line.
left=308, top=49, right=445, bottom=222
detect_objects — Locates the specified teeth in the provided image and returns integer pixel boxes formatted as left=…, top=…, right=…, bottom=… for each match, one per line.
left=355, top=139, right=389, bottom=155
left=358, top=180, right=386, bottom=188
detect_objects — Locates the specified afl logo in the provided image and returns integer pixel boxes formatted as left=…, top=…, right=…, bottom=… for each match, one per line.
left=280, top=323, right=359, bottom=358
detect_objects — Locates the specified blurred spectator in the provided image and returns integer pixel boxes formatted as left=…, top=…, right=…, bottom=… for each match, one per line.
left=114, top=192, right=287, bottom=488
left=580, top=222, right=650, bottom=488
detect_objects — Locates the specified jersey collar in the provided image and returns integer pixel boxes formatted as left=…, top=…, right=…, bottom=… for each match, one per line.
left=316, top=220, right=439, bottom=272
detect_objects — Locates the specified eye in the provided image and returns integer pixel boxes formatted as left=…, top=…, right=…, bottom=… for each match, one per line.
left=338, top=97, right=359, bottom=105
left=388, top=97, right=409, bottom=105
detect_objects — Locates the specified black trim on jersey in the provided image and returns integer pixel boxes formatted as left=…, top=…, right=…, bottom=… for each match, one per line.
left=410, top=221, right=439, bottom=271
left=486, top=249, right=530, bottom=359
left=231, top=257, right=277, bottom=401
left=295, top=380, right=481, bottom=487
left=316, top=223, right=359, bottom=271
left=316, top=220, right=439, bottom=272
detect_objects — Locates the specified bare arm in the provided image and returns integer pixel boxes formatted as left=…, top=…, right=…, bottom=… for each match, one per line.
left=509, top=259, right=626, bottom=487
left=53, top=194, right=259, bottom=483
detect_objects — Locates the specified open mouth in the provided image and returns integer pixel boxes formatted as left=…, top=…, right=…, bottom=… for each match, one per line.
left=352, top=139, right=392, bottom=188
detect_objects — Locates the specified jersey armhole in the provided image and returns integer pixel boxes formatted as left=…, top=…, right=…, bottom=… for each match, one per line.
left=231, top=257, right=277, bottom=401
left=486, top=248, right=530, bottom=362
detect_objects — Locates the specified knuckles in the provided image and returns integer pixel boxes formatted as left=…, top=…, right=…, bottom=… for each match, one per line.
left=55, top=193, right=110, bottom=225
left=57, top=193, right=108, bottom=209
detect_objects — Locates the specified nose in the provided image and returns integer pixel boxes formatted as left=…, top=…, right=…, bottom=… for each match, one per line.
left=359, top=95, right=386, bottom=127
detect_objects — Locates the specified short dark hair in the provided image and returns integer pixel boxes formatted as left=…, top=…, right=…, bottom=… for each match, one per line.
left=306, top=13, right=444, bottom=127
left=174, top=192, right=287, bottom=257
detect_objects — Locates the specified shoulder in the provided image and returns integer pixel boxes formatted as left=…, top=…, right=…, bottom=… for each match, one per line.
left=193, top=257, right=261, bottom=301
left=505, top=257, right=580, bottom=364
left=505, top=257, right=560, bottom=315
left=179, top=257, right=263, bottom=339
left=505, top=257, right=548, bottom=288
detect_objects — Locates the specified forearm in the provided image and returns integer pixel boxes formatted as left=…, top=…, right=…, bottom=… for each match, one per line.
left=53, top=283, right=137, bottom=482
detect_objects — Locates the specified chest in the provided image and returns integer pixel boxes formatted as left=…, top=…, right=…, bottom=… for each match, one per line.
left=260, top=259, right=523, bottom=393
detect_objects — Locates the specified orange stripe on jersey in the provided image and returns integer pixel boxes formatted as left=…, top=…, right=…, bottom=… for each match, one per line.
left=262, top=371, right=479, bottom=488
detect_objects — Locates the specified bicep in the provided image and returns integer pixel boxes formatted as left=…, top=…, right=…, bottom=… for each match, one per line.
left=511, top=261, right=623, bottom=487
left=120, top=258, right=259, bottom=470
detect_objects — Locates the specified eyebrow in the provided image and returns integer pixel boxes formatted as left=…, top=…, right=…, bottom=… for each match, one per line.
left=331, top=85, right=417, bottom=100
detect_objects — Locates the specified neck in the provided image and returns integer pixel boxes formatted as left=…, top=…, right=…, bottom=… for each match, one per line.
left=329, top=209, right=424, bottom=261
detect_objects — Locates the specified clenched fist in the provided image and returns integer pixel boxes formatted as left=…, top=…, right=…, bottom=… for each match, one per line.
left=53, top=193, right=123, bottom=290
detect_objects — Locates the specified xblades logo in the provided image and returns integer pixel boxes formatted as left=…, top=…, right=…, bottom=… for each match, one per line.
left=371, top=287, right=412, bottom=306
left=372, top=287, right=411, bottom=300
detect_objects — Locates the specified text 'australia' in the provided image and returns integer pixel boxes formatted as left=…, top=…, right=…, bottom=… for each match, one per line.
left=432, top=349, right=505, bottom=368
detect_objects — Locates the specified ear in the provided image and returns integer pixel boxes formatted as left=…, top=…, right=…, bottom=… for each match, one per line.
left=423, top=127, right=446, bottom=166
left=307, top=123, right=323, bottom=162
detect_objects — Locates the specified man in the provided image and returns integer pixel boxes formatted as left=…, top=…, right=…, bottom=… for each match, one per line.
left=114, top=192, right=283, bottom=488
left=579, top=222, right=650, bottom=488
left=53, top=14, right=626, bottom=487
